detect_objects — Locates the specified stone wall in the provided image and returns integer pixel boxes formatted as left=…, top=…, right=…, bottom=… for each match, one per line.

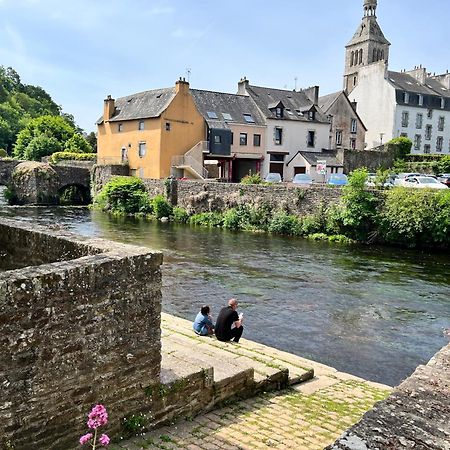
left=92, top=164, right=130, bottom=197
left=327, top=343, right=450, bottom=450
left=0, top=218, right=163, bottom=450
left=338, top=146, right=398, bottom=174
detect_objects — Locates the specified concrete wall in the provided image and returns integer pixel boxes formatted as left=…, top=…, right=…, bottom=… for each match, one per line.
left=0, top=219, right=163, bottom=450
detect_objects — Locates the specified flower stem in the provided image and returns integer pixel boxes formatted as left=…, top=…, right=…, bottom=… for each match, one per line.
left=92, top=429, right=98, bottom=450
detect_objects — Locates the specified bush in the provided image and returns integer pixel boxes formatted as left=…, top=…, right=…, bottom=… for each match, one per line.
left=0, top=148, right=7, bottom=158
left=223, top=208, right=243, bottom=231
left=172, top=207, right=189, bottom=223
left=23, top=135, right=61, bottom=161
left=439, top=155, right=450, bottom=174
left=189, top=212, right=224, bottom=228
left=64, top=133, right=92, bottom=153
left=152, top=194, right=173, bottom=219
left=241, top=173, right=263, bottom=185
left=268, top=211, right=300, bottom=235
left=50, top=151, right=97, bottom=163
left=94, top=176, right=152, bottom=215
left=379, top=188, right=450, bottom=247
left=388, top=137, right=412, bottom=160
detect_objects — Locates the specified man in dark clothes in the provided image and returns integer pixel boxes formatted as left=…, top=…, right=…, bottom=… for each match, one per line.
left=215, top=298, right=244, bottom=343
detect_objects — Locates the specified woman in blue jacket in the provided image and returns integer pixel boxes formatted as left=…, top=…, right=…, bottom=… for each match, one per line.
left=193, top=305, right=215, bottom=336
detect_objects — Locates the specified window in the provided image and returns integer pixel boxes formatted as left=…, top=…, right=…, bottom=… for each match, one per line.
left=307, top=130, right=315, bottom=148
left=416, top=113, right=423, bottom=129
left=350, top=138, right=357, bottom=150
left=275, top=127, right=283, bottom=145
left=253, top=134, right=261, bottom=147
left=270, top=154, right=285, bottom=162
left=351, top=118, right=357, bottom=133
left=243, top=114, right=255, bottom=123
left=427, top=109, right=433, bottom=119
left=139, top=121, right=145, bottom=131
left=275, top=107, right=283, bottom=119
left=222, top=112, right=233, bottom=121
left=214, top=135, right=222, bottom=144
left=424, top=144, right=431, bottom=154
left=240, top=133, right=248, bottom=146
left=403, top=92, right=409, bottom=104
left=118, top=123, right=123, bottom=132
left=138, top=142, right=146, bottom=158
left=207, top=111, right=218, bottom=119
left=418, top=94, right=424, bottom=106
left=166, top=122, right=171, bottom=131
left=400, top=133, right=408, bottom=138
left=121, top=147, right=128, bottom=163
left=308, top=111, right=315, bottom=121
left=414, top=134, right=422, bottom=151
left=425, top=124, right=432, bottom=140
left=401, top=111, right=409, bottom=127
left=438, top=116, right=445, bottom=131
left=441, top=98, right=446, bottom=109
left=336, top=130, right=343, bottom=146
left=230, top=132, right=234, bottom=145
left=436, top=136, right=443, bottom=152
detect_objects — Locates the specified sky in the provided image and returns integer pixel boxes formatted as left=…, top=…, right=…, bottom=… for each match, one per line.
left=0, top=0, right=449, bottom=133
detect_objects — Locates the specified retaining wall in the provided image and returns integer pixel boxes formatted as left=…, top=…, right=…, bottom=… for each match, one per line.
left=0, top=219, right=163, bottom=450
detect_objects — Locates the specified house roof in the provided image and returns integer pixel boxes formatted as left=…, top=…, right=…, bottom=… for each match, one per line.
left=245, top=84, right=330, bottom=123
left=190, top=89, right=266, bottom=128
left=97, top=88, right=176, bottom=124
left=319, top=90, right=368, bottom=131
left=386, top=71, right=444, bottom=96
left=299, top=151, right=343, bottom=167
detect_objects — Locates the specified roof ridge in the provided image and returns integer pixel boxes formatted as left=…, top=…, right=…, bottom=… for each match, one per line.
left=191, top=88, right=251, bottom=98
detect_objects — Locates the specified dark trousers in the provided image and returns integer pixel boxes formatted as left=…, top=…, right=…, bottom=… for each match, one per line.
left=230, top=326, right=243, bottom=343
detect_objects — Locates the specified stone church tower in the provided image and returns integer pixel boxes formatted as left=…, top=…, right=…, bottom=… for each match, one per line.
left=344, top=0, right=390, bottom=93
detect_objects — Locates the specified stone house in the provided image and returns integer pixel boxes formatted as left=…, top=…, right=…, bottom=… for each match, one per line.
left=344, top=0, right=450, bottom=154
left=237, top=79, right=331, bottom=181
left=319, top=91, right=367, bottom=151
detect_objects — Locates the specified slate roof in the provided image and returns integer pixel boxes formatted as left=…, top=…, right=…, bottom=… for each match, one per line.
left=299, top=151, right=343, bottom=167
left=347, top=16, right=390, bottom=47
left=387, top=71, right=450, bottom=98
left=245, top=85, right=329, bottom=123
left=190, top=89, right=265, bottom=128
left=318, top=91, right=341, bottom=112
left=97, top=88, right=176, bottom=124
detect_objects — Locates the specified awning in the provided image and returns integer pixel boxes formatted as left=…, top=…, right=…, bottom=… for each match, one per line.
left=233, top=153, right=263, bottom=160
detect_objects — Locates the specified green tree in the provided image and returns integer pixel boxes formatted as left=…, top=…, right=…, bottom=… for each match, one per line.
left=64, top=133, right=93, bottom=153
left=14, top=115, right=75, bottom=160
left=24, top=135, right=61, bottom=160
left=388, top=137, right=413, bottom=160
left=85, top=132, right=97, bottom=152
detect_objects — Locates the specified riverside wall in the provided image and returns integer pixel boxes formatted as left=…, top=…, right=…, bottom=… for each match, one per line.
left=0, top=219, right=163, bottom=450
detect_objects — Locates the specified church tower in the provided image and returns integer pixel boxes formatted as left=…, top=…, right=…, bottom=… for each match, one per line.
left=344, top=0, right=390, bottom=93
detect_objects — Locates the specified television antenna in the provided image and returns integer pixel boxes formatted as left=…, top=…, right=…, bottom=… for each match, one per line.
left=186, top=68, right=192, bottom=83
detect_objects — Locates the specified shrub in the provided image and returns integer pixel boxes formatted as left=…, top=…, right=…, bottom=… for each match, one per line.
left=64, top=133, right=92, bottom=153
left=223, top=208, right=242, bottom=231
left=190, top=212, right=224, bottom=228
left=388, top=137, right=412, bottom=159
left=268, top=211, right=300, bottom=235
left=152, top=194, right=173, bottom=219
left=50, top=151, right=97, bottom=163
left=0, top=148, right=7, bottom=157
left=23, top=135, right=61, bottom=160
left=94, top=176, right=152, bottom=215
left=172, top=206, right=189, bottom=223
left=241, top=173, right=263, bottom=185
left=439, top=155, right=450, bottom=174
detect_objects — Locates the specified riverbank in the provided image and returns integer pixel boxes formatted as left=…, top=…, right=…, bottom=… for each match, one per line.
left=110, top=313, right=391, bottom=450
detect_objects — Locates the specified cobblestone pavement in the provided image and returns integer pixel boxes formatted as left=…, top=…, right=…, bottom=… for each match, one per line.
left=111, top=378, right=390, bottom=450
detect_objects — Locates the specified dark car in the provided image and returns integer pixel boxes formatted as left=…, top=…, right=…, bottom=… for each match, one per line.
left=438, top=174, right=450, bottom=187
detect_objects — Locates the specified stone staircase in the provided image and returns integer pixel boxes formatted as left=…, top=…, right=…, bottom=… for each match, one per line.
left=160, top=313, right=314, bottom=406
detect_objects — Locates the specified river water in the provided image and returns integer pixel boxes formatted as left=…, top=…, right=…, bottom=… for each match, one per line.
left=0, top=196, right=449, bottom=386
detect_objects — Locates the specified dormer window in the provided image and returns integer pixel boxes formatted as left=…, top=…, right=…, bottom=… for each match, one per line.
left=243, top=114, right=255, bottom=123
left=308, top=110, right=316, bottom=121
left=441, top=97, right=445, bottom=109
left=403, top=92, right=409, bottom=104
left=275, top=107, right=283, bottom=119
left=418, top=94, right=423, bottom=106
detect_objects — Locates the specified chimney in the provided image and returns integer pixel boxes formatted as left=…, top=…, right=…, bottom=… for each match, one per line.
left=103, top=95, right=115, bottom=121
left=175, top=77, right=189, bottom=94
left=405, top=66, right=427, bottom=85
left=351, top=101, right=358, bottom=111
left=238, top=77, right=250, bottom=95
left=303, top=86, right=320, bottom=104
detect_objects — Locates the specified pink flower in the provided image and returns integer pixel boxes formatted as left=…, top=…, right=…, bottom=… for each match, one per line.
left=99, top=434, right=110, bottom=446
left=79, top=433, right=93, bottom=445
left=87, top=404, right=108, bottom=429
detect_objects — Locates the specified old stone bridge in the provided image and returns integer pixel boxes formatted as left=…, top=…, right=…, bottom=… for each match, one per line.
left=0, top=159, right=92, bottom=205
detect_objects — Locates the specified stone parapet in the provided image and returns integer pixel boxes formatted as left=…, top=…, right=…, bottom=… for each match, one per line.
left=0, top=219, right=163, bottom=450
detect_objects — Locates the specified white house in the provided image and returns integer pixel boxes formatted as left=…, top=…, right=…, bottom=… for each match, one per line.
left=237, top=79, right=331, bottom=180
left=345, top=0, right=450, bottom=154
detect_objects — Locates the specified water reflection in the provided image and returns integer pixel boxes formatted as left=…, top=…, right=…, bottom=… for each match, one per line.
left=1, top=205, right=449, bottom=386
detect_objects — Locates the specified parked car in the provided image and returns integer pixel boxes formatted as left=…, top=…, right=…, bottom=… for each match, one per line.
left=438, top=174, right=450, bottom=187
left=328, top=174, right=348, bottom=186
left=265, top=173, right=282, bottom=183
left=292, top=174, right=313, bottom=185
left=403, top=176, right=448, bottom=189
left=394, top=173, right=422, bottom=186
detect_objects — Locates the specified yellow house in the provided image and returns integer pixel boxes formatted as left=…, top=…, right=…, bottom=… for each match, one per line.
left=97, top=79, right=205, bottom=179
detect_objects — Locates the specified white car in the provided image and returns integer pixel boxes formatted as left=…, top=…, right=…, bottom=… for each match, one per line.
left=402, top=176, right=449, bottom=189
left=292, top=174, right=313, bottom=185
left=265, top=173, right=282, bottom=183
left=394, top=173, right=422, bottom=186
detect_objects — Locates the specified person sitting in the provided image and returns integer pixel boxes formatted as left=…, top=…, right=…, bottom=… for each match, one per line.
left=215, top=298, right=244, bottom=343
left=193, top=305, right=215, bottom=336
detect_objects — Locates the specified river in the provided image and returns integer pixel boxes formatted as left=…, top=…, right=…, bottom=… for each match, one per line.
left=0, top=195, right=449, bottom=387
